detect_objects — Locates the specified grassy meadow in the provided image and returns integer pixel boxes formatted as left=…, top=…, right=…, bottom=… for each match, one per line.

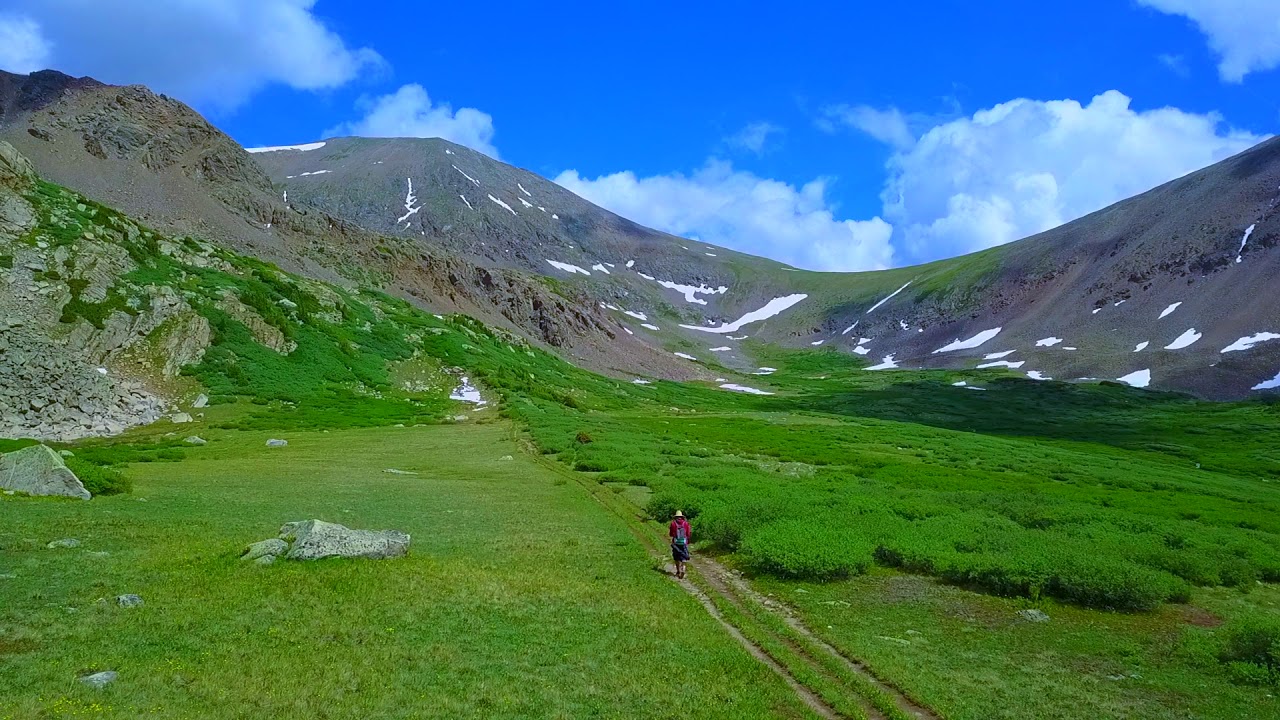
left=0, top=423, right=816, bottom=719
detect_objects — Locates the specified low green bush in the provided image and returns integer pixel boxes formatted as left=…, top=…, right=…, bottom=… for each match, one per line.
left=1218, top=615, right=1280, bottom=685
left=740, top=521, right=873, bottom=581
left=65, top=457, right=132, bottom=496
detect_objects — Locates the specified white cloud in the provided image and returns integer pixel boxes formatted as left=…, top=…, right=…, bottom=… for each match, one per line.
left=881, top=90, right=1263, bottom=263
left=325, top=84, right=499, bottom=158
left=0, top=14, right=51, bottom=74
left=822, top=105, right=915, bottom=149
left=1139, top=0, right=1280, bottom=82
left=555, top=160, right=895, bottom=272
left=726, top=122, right=782, bottom=154
left=3, top=0, right=381, bottom=109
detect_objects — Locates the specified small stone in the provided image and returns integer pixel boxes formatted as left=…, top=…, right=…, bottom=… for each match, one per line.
left=79, top=671, right=117, bottom=689
left=116, top=594, right=143, bottom=608
left=266, top=439, right=288, bottom=447
left=46, top=538, right=81, bottom=549
left=382, top=468, right=417, bottom=475
left=170, top=413, right=193, bottom=424
left=184, top=436, right=207, bottom=446
left=192, top=394, right=209, bottom=409
left=499, top=455, right=514, bottom=461
left=1018, top=609, right=1050, bottom=623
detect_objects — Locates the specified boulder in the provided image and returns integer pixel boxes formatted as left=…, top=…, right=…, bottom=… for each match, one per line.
left=78, top=671, right=117, bottom=689
left=116, top=594, right=143, bottom=608
left=47, top=538, right=81, bottom=549
left=266, top=439, right=287, bottom=447
left=0, top=445, right=90, bottom=500
left=192, top=394, right=209, bottom=408
left=279, top=519, right=410, bottom=561
left=1018, top=609, right=1050, bottom=623
left=241, top=538, right=288, bottom=562
left=170, top=413, right=193, bottom=424
left=184, top=436, right=206, bottom=445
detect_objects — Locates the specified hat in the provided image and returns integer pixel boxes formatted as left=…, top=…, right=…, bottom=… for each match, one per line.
left=674, top=510, right=684, bottom=518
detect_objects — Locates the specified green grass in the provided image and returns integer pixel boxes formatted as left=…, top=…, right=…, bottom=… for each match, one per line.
left=0, top=423, right=816, bottom=720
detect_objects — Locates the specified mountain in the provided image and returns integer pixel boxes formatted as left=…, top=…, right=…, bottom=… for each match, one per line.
left=0, top=70, right=691, bottom=383
left=255, top=134, right=1280, bottom=399
left=2, top=68, right=1279, bottom=399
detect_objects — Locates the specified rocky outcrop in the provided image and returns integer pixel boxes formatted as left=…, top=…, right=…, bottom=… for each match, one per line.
left=279, top=520, right=410, bottom=561
left=0, top=444, right=90, bottom=499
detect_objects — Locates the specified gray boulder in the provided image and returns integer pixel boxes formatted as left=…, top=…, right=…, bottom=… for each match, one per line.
left=241, top=538, right=288, bottom=562
left=1018, top=609, right=1050, bottom=623
left=79, top=671, right=117, bottom=689
left=116, top=594, right=143, bottom=608
left=184, top=436, right=207, bottom=446
left=279, top=519, right=410, bottom=561
left=266, top=439, right=288, bottom=447
left=47, top=538, right=81, bottom=549
left=170, top=413, right=193, bottom=424
left=0, top=445, right=91, bottom=500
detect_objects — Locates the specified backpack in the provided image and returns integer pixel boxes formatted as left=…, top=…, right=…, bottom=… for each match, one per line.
left=673, top=520, right=688, bottom=546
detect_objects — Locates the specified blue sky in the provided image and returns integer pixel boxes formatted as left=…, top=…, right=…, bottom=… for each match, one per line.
left=1, top=1, right=1278, bottom=271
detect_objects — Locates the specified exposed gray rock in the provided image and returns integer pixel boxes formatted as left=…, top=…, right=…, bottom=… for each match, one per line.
left=1018, top=609, right=1050, bottom=623
left=241, top=538, right=288, bottom=562
left=184, top=436, right=206, bottom=445
left=78, top=671, right=117, bottom=689
left=266, top=439, right=288, bottom=447
left=192, top=394, right=208, bottom=408
left=279, top=519, right=410, bottom=561
left=382, top=468, right=417, bottom=475
left=46, top=538, right=81, bottom=549
left=116, top=594, right=143, bottom=608
left=170, top=412, right=193, bottom=424
left=0, top=445, right=90, bottom=500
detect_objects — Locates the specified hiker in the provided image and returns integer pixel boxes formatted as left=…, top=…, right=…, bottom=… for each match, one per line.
left=669, top=510, right=691, bottom=579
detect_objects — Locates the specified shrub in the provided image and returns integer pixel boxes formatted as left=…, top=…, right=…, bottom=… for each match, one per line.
left=575, top=431, right=593, bottom=444
left=1218, top=615, right=1280, bottom=685
left=65, top=457, right=132, bottom=496
left=740, top=521, right=873, bottom=581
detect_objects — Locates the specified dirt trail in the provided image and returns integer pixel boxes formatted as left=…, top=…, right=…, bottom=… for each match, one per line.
left=524, top=440, right=940, bottom=720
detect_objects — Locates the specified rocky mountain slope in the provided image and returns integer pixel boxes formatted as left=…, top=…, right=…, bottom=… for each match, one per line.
left=0, top=70, right=693, bottom=383
left=2, top=68, right=1279, bottom=399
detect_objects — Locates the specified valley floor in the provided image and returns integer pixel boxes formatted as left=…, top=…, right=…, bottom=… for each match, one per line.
left=0, top=423, right=815, bottom=720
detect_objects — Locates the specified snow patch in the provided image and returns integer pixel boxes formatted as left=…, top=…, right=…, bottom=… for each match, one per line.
left=674, top=352, right=698, bottom=361
left=625, top=260, right=635, bottom=268
left=1237, top=224, right=1256, bottom=263
left=1117, top=369, right=1152, bottom=388
left=865, top=355, right=899, bottom=370
left=1253, top=371, right=1280, bottom=391
left=680, top=295, right=808, bottom=334
left=727, top=335, right=749, bottom=341
left=591, top=263, right=611, bottom=275
left=637, top=272, right=656, bottom=281
left=459, top=194, right=473, bottom=210
left=623, top=310, right=648, bottom=321
left=450, top=377, right=486, bottom=405
left=1159, top=302, right=1182, bottom=319
left=841, top=321, right=859, bottom=335
left=1026, top=371, right=1051, bottom=381
left=976, top=360, right=1026, bottom=369
left=1035, top=337, right=1063, bottom=347
left=1134, top=341, right=1149, bottom=352
left=623, top=327, right=634, bottom=335
left=753, top=367, right=777, bottom=375
left=710, top=346, right=731, bottom=352
left=631, top=379, right=651, bottom=385
left=246, top=141, right=326, bottom=153
left=719, top=383, right=773, bottom=395
left=852, top=346, right=871, bottom=356
left=546, top=260, right=591, bottom=276
left=518, top=182, right=533, bottom=197
left=285, top=170, right=331, bottom=178
left=1222, top=332, right=1280, bottom=353
left=866, top=281, right=911, bottom=314
left=396, top=178, right=422, bottom=223
left=452, top=165, right=480, bottom=186
left=1165, top=328, right=1202, bottom=350
left=811, top=340, right=825, bottom=346
left=933, top=327, right=1002, bottom=354
left=641, top=323, right=660, bottom=331
left=488, top=194, right=517, bottom=215
left=983, top=350, right=1017, bottom=359
left=653, top=279, right=729, bottom=305
left=519, top=197, right=534, bottom=209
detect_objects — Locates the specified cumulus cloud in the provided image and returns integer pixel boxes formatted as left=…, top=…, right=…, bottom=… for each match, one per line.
left=1, top=0, right=381, bottom=109
left=821, top=105, right=915, bottom=150
left=880, top=90, right=1263, bottom=263
left=555, top=160, right=895, bottom=272
left=1138, top=0, right=1280, bottom=82
left=726, top=122, right=783, bottom=155
left=325, top=84, right=499, bottom=158
left=0, top=14, right=51, bottom=74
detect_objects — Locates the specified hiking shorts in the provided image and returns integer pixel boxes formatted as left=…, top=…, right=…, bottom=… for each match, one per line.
left=672, top=542, right=690, bottom=563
